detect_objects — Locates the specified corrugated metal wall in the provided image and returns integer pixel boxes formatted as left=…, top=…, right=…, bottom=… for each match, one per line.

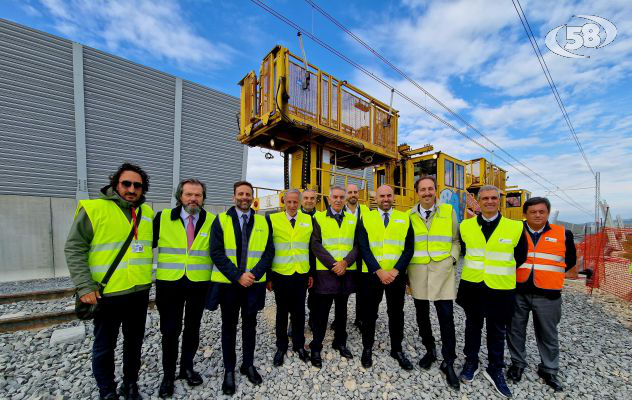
left=0, top=18, right=244, bottom=205
left=0, top=19, right=77, bottom=197
left=180, top=81, right=243, bottom=204
left=83, top=47, right=176, bottom=200
left=335, top=166, right=374, bottom=192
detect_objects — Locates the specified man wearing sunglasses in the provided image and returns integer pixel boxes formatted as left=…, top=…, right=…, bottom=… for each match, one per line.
left=65, top=163, right=154, bottom=400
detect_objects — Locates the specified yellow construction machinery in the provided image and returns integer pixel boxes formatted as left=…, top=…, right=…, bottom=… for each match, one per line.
left=238, top=45, right=531, bottom=219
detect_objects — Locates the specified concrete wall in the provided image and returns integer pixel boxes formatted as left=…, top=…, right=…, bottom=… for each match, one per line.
left=0, top=195, right=229, bottom=282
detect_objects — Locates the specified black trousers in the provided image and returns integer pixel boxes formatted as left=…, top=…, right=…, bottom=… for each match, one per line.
left=463, top=307, right=508, bottom=372
left=309, top=293, right=350, bottom=352
left=271, top=272, right=309, bottom=351
left=359, top=272, right=406, bottom=352
left=219, top=284, right=259, bottom=371
left=414, top=299, right=457, bottom=363
left=92, top=290, right=149, bottom=396
left=156, top=277, right=209, bottom=379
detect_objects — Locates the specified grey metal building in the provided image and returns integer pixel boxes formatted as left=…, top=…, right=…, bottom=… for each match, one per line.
left=0, top=19, right=245, bottom=282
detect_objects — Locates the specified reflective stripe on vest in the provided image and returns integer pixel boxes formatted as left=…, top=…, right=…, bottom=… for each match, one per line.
left=270, top=212, right=313, bottom=275
left=314, top=211, right=357, bottom=271
left=362, top=209, right=409, bottom=272
left=156, top=209, right=215, bottom=282
left=409, top=203, right=453, bottom=264
left=78, top=199, right=154, bottom=295
left=459, top=216, right=523, bottom=290
left=516, top=224, right=566, bottom=290
left=211, top=212, right=268, bottom=283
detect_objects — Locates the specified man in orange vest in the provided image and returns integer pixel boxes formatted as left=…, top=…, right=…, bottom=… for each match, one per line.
left=506, top=197, right=576, bottom=392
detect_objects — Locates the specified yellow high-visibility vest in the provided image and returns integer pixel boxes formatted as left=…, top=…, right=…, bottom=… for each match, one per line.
left=361, top=209, right=409, bottom=272
left=314, top=210, right=357, bottom=271
left=76, top=199, right=154, bottom=295
left=460, top=216, right=523, bottom=290
left=270, top=212, right=313, bottom=275
left=211, top=212, right=268, bottom=283
left=156, top=209, right=215, bottom=282
left=409, top=204, right=453, bottom=264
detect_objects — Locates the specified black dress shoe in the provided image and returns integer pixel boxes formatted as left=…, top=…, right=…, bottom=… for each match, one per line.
left=361, top=348, right=373, bottom=368
left=418, top=347, right=437, bottom=369
left=240, top=365, right=263, bottom=385
left=391, top=351, right=413, bottom=371
left=177, top=369, right=203, bottom=386
left=118, top=382, right=142, bottom=400
left=158, top=377, right=174, bottom=398
left=222, top=371, right=235, bottom=396
left=332, top=343, right=353, bottom=359
left=439, top=361, right=461, bottom=390
left=273, top=350, right=286, bottom=367
left=537, top=369, right=563, bottom=392
left=296, top=348, right=310, bottom=363
left=99, top=393, right=119, bottom=400
left=507, top=364, right=524, bottom=383
left=310, top=351, right=323, bottom=368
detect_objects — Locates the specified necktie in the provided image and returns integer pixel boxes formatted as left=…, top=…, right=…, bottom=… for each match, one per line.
left=334, top=213, right=343, bottom=226
left=383, top=212, right=390, bottom=227
left=425, top=210, right=431, bottom=221
left=186, top=215, right=195, bottom=250
left=240, top=214, right=249, bottom=271
left=533, top=231, right=541, bottom=245
left=290, top=218, right=296, bottom=228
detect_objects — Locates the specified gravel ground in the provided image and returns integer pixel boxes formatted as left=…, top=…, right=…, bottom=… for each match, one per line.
left=0, top=280, right=630, bottom=400
left=0, top=277, right=74, bottom=296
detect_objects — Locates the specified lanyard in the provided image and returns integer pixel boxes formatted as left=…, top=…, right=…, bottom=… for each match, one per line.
left=131, top=207, right=138, bottom=240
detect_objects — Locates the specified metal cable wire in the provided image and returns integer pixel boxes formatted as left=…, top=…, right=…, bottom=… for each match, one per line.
left=249, top=0, right=593, bottom=216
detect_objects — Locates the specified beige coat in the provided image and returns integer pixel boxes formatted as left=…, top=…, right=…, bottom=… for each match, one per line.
left=407, top=205, right=461, bottom=301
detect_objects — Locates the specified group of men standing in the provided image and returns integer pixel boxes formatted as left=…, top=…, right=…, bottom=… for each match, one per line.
left=66, top=163, right=575, bottom=400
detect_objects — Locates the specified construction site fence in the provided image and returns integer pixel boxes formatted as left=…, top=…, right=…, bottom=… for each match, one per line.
left=576, top=227, right=632, bottom=302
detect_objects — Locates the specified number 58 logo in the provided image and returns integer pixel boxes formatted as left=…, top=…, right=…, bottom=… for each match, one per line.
left=545, top=15, right=617, bottom=58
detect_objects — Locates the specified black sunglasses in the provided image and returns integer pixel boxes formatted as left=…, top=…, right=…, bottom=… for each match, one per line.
left=120, top=180, right=143, bottom=189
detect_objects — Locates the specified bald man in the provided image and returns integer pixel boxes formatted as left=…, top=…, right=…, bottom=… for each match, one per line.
left=356, top=185, right=414, bottom=370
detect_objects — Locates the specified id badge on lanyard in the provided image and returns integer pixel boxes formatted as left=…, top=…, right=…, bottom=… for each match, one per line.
left=131, top=241, right=144, bottom=253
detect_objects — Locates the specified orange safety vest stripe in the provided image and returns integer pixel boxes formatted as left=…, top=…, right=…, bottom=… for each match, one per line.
left=517, top=224, right=567, bottom=290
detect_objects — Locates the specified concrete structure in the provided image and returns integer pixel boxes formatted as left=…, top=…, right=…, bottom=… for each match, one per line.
left=0, top=19, right=244, bottom=282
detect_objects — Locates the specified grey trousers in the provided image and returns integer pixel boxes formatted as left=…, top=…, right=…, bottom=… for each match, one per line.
left=507, top=293, right=562, bottom=374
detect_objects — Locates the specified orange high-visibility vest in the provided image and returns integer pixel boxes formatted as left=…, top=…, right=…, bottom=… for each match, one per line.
left=517, top=224, right=567, bottom=290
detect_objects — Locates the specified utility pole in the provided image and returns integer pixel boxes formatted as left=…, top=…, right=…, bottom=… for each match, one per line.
left=595, top=171, right=600, bottom=228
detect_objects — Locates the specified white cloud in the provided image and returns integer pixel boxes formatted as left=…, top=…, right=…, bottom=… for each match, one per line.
left=39, top=0, right=234, bottom=68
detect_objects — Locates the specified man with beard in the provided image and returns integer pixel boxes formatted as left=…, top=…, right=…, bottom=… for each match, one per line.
left=65, top=163, right=153, bottom=400
left=309, top=186, right=359, bottom=368
left=343, top=183, right=371, bottom=330
left=300, top=189, right=318, bottom=332
left=153, top=179, right=215, bottom=398
left=268, top=189, right=312, bottom=367
left=210, top=181, right=274, bottom=395
left=356, top=185, right=414, bottom=371
left=407, top=176, right=461, bottom=390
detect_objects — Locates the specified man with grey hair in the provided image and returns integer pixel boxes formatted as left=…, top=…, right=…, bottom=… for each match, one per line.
left=309, top=185, right=359, bottom=368
left=456, top=185, right=527, bottom=399
left=267, top=189, right=312, bottom=367
left=153, top=178, right=215, bottom=397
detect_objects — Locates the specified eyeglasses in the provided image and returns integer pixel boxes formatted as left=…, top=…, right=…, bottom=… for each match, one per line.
left=120, top=180, right=143, bottom=189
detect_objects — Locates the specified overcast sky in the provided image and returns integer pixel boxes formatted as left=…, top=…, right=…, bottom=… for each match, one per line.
left=3, top=0, right=630, bottom=223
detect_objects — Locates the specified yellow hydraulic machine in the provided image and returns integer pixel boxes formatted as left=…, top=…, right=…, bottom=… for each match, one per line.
left=504, top=188, right=531, bottom=220
left=238, top=45, right=399, bottom=210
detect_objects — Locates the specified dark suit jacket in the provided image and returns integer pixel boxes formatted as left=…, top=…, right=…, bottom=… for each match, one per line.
left=207, top=206, right=274, bottom=313
left=152, top=205, right=209, bottom=248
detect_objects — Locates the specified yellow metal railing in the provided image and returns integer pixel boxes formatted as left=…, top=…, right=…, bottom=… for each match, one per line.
left=239, top=46, right=398, bottom=159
